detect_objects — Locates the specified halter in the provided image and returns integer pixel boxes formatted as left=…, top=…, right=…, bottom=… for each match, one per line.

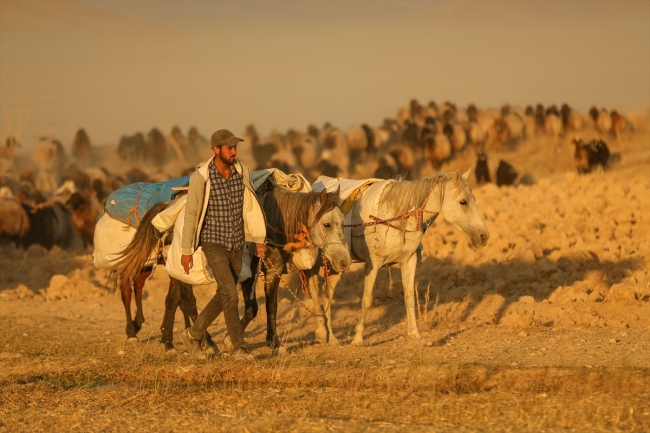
left=266, top=203, right=348, bottom=255
left=344, top=177, right=449, bottom=232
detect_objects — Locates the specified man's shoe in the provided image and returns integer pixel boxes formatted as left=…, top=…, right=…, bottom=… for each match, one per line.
left=179, top=328, right=207, bottom=360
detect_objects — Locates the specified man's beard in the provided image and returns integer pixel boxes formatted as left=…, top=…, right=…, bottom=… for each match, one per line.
left=218, top=152, right=235, bottom=166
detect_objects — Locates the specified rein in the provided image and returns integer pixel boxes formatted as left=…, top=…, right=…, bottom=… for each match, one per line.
left=343, top=177, right=447, bottom=232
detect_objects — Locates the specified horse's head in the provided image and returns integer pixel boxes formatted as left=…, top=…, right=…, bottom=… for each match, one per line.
left=440, top=168, right=489, bottom=248
left=309, top=188, right=351, bottom=272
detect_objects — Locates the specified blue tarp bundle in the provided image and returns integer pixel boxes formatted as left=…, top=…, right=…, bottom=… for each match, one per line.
left=104, top=176, right=190, bottom=227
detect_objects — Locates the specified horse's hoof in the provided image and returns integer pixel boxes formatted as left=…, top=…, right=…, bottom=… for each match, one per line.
left=163, top=341, right=175, bottom=351
left=408, top=333, right=422, bottom=342
left=223, top=336, right=233, bottom=351
left=328, top=337, right=341, bottom=347
left=163, top=348, right=178, bottom=356
left=273, top=346, right=288, bottom=356
left=126, top=337, right=139, bottom=344
left=350, top=337, right=364, bottom=346
left=315, top=329, right=328, bottom=344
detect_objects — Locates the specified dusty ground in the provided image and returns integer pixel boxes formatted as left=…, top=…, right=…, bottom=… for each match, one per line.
left=1, top=121, right=649, bottom=432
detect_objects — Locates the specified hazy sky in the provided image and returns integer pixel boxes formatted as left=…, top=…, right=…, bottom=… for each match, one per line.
left=1, top=0, right=649, bottom=148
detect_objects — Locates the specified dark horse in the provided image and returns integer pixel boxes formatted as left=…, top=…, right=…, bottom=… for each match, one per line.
left=108, top=201, right=217, bottom=355
left=234, top=181, right=351, bottom=352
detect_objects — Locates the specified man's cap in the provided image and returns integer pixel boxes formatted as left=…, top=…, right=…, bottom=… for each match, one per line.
left=211, top=129, right=244, bottom=148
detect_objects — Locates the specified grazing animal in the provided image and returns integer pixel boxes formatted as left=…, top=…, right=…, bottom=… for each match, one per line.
left=238, top=184, right=351, bottom=350
left=312, top=169, right=489, bottom=345
left=348, top=124, right=378, bottom=173
left=248, top=126, right=278, bottom=171
left=502, top=114, right=525, bottom=149
left=20, top=202, right=75, bottom=250
left=67, top=192, right=100, bottom=248
left=32, top=138, right=66, bottom=196
left=188, top=126, right=207, bottom=147
left=321, top=128, right=350, bottom=177
left=475, top=151, right=491, bottom=185
left=486, top=118, right=510, bottom=151
left=0, top=136, right=20, bottom=168
left=0, top=193, right=30, bottom=245
left=374, top=155, right=398, bottom=179
left=165, top=126, right=191, bottom=166
left=71, top=128, right=92, bottom=165
left=118, top=133, right=147, bottom=163
left=148, top=128, right=168, bottom=167
left=496, top=160, right=518, bottom=186
left=443, top=123, right=468, bottom=153
left=589, top=106, right=613, bottom=134
left=422, top=126, right=451, bottom=169
left=544, top=108, right=563, bottom=145
left=572, top=138, right=610, bottom=174
left=316, top=159, right=342, bottom=178
left=401, top=120, right=420, bottom=151
left=467, top=120, right=487, bottom=148
left=387, top=145, right=415, bottom=179
left=610, top=110, right=633, bottom=147
left=596, top=109, right=613, bottom=134
left=560, top=104, right=584, bottom=133
left=291, top=133, right=320, bottom=176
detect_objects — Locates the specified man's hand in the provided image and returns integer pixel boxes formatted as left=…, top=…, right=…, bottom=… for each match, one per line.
left=255, top=243, right=267, bottom=258
left=181, top=254, right=193, bottom=274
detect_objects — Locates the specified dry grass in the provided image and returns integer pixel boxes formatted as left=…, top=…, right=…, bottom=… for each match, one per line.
left=1, top=317, right=648, bottom=433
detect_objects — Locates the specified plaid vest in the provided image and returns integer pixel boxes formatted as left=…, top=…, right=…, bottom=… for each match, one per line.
left=200, top=159, right=245, bottom=251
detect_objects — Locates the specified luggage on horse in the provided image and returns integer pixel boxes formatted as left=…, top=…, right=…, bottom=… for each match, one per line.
left=104, top=176, right=190, bottom=228
left=93, top=176, right=190, bottom=270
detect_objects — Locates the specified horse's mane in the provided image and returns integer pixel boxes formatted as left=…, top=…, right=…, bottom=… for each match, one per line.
left=263, top=187, right=339, bottom=243
left=379, top=172, right=462, bottom=222
left=107, top=200, right=170, bottom=286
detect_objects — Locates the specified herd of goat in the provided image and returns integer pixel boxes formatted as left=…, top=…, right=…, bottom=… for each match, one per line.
left=0, top=99, right=632, bottom=251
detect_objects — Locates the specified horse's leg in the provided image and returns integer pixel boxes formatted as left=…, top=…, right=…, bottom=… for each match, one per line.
left=310, top=265, right=342, bottom=346
left=120, top=279, right=137, bottom=340
left=400, top=252, right=421, bottom=341
left=240, top=255, right=260, bottom=331
left=322, top=271, right=342, bottom=345
left=179, top=281, right=198, bottom=325
left=160, top=278, right=182, bottom=351
left=351, top=260, right=380, bottom=346
left=264, top=253, right=284, bottom=349
left=132, top=269, right=151, bottom=338
left=305, top=265, right=327, bottom=343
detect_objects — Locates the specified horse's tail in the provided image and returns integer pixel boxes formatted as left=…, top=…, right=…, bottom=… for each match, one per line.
left=108, top=201, right=170, bottom=286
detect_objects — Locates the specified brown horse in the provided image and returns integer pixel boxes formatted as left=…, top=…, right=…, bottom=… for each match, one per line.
left=107, top=201, right=217, bottom=354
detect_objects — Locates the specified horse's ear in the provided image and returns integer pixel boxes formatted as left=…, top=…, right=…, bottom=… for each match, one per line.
left=462, top=167, right=472, bottom=181
left=453, top=170, right=460, bottom=183
left=331, top=185, right=341, bottom=202
left=312, top=189, right=327, bottom=216
left=319, top=188, right=328, bottom=204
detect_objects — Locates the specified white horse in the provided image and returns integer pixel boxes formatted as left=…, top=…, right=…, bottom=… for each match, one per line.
left=310, top=168, right=489, bottom=345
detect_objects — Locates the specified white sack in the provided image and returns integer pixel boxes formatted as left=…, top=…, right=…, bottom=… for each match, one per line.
left=92, top=212, right=156, bottom=269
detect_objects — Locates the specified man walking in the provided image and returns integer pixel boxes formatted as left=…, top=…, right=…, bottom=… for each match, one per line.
left=179, top=129, right=267, bottom=360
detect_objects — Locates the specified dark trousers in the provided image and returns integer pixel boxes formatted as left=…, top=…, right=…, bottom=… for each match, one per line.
left=189, top=243, right=244, bottom=350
